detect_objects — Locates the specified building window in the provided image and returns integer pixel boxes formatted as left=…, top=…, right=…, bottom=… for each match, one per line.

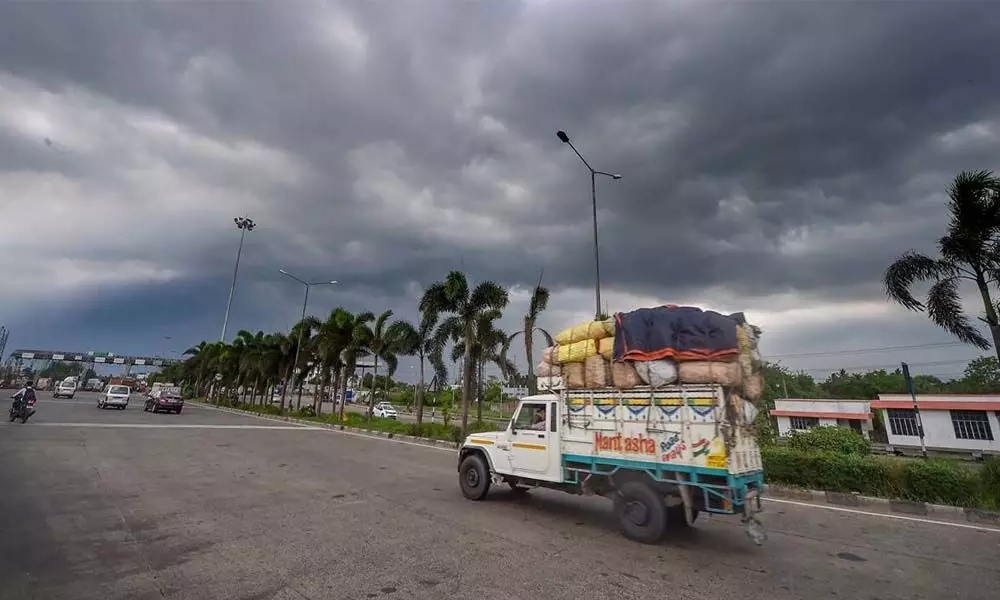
left=950, top=410, right=994, bottom=441
left=886, top=409, right=920, bottom=437
left=789, top=416, right=819, bottom=430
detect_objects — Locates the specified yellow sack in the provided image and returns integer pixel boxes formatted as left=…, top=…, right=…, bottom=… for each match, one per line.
left=598, top=337, right=614, bottom=359
left=555, top=321, right=610, bottom=345
left=556, top=339, right=598, bottom=364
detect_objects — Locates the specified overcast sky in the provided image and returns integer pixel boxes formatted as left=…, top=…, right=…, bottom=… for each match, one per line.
left=2, top=0, right=1000, bottom=382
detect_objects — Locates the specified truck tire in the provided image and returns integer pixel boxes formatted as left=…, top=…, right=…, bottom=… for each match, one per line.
left=666, top=505, right=699, bottom=527
left=459, top=454, right=491, bottom=501
left=615, top=481, right=667, bottom=544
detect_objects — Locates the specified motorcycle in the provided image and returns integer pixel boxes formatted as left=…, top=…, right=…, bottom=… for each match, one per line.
left=9, top=394, right=36, bottom=423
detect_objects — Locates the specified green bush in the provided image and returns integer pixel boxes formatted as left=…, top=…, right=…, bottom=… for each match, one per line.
left=295, top=406, right=317, bottom=418
left=787, top=426, right=872, bottom=455
left=980, top=457, right=1000, bottom=509
left=762, top=446, right=999, bottom=508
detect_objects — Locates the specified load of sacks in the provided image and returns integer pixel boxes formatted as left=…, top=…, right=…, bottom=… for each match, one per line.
left=536, top=305, right=764, bottom=402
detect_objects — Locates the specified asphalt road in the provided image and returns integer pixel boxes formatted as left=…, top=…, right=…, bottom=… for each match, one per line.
left=2, top=392, right=998, bottom=600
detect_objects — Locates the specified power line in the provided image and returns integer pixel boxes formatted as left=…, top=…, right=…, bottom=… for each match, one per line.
left=766, top=341, right=967, bottom=359
left=793, top=357, right=979, bottom=374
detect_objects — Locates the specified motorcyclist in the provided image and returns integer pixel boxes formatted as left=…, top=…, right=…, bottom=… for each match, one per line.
left=11, top=380, right=38, bottom=420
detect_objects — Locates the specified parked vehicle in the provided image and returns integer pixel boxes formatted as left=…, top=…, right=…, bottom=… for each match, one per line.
left=98, top=384, right=131, bottom=410
left=457, top=385, right=766, bottom=545
left=371, top=402, right=398, bottom=419
left=144, top=388, right=184, bottom=414
left=53, top=380, right=77, bottom=399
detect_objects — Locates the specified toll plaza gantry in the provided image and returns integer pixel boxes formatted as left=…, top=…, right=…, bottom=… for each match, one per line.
left=6, top=348, right=181, bottom=375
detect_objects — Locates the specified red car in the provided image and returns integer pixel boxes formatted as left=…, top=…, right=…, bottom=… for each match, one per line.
left=144, top=389, right=184, bottom=414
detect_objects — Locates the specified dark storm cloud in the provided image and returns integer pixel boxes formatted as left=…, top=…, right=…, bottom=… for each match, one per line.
left=3, top=0, right=1000, bottom=357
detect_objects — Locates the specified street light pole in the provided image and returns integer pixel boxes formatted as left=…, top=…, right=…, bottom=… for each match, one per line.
left=556, top=130, right=621, bottom=319
left=279, top=269, right=338, bottom=404
left=221, top=216, right=257, bottom=342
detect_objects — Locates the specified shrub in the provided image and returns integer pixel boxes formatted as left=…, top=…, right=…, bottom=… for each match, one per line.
left=787, top=426, right=872, bottom=455
left=761, top=446, right=999, bottom=508
left=296, top=406, right=317, bottom=418
left=980, top=457, right=1000, bottom=509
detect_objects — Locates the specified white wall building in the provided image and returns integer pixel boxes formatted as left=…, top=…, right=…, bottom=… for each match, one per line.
left=770, top=398, right=872, bottom=438
left=872, top=394, right=1000, bottom=455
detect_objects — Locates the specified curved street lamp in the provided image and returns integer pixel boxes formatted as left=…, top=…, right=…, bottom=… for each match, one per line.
left=279, top=269, right=338, bottom=399
left=557, top=130, right=621, bottom=319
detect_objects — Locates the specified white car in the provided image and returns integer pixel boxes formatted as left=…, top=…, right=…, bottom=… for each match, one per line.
left=53, top=381, right=77, bottom=399
left=372, top=402, right=398, bottom=419
left=98, top=385, right=131, bottom=410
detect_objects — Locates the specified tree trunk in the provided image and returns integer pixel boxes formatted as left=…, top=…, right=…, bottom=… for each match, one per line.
left=461, top=332, right=473, bottom=437
left=369, top=356, right=380, bottom=418
left=525, top=327, right=536, bottom=395
left=476, top=358, right=483, bottom=424
left=975, top=275, right=1000, bottom=364
left=338, top=361, right=353, bottom=422
left=280, top=367, right=291, bottom=411
left=416, top=355, right=426, bottom=427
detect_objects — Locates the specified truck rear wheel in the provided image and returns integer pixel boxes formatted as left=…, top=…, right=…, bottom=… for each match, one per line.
left=615, top=481, right=667, bottom=544
left=459, top=454, right=491, bottom=501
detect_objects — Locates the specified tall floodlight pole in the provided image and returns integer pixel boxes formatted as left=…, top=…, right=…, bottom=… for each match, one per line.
left=556, top=130, right=621, bottom=319
left=220, top=216, right=256, bottom=342
left=279, top=269, right=338, bottom=395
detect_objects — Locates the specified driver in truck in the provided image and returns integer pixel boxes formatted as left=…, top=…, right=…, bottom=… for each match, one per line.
left=530, top=406, right=546, bottom=430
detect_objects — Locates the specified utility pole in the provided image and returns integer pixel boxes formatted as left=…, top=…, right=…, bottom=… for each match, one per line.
left=901, top=362, right=928, bottom=459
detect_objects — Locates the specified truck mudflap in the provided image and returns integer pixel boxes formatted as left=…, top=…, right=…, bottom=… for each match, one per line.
left=742, top=488, right=766, bottom=546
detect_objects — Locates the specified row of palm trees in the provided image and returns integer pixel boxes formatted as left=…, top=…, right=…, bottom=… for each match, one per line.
left=178, top=270, right=554, bottom=437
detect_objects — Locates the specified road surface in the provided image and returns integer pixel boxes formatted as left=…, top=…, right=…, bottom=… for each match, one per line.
left=2, top=392, right=997, bottom=600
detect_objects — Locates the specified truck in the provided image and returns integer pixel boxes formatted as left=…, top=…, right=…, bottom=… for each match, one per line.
left=457, top=383, right=766, bottom=545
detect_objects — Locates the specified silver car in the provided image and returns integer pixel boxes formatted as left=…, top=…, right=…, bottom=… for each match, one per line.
left=98, top=385, right=131, bottom=410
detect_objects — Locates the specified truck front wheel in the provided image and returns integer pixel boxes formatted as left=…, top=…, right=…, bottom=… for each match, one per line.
left=459, top=454, right=491, bottom=501
left=615, top=482, right=667, bottom=544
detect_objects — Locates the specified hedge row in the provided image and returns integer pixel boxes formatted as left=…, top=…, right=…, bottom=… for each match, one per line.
left=210, top=399, right=495, bottom=443
left=762, top=446, right=1000, bottom=510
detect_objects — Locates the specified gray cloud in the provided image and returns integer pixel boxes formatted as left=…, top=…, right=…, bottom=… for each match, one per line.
left=2, top=0, right=1000, bottom=380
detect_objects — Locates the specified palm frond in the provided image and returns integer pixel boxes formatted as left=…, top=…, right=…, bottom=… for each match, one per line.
left=883, top=251, right=944, bottom=311
left=926, top=277, right=991, bottom=348
left=534, top=327, right=554, bottom=347
left=469, top=280, right=509, bottom=312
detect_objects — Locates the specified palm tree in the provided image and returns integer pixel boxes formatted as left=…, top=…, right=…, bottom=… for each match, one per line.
left=398, top=310, right=447, bottom=427
left=337, top=311, right=375, bottom=421
left=421, top=271, right=509, bottom=437
left=313, top=308, right=356, bottom=414
left=365, top=310, right=416, bottom=416
left=502, top=275, right=554, bottom=395
left=286, top=317, right=321, bottom=411
left=448, top=309, right=517, bottom=422
left=884, top=170, right=1000, bottom=361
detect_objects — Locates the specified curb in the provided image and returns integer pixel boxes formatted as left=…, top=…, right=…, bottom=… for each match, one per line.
left=763, top=484, right=996, bottom=523
left=191, top=401, right=460, bottom=451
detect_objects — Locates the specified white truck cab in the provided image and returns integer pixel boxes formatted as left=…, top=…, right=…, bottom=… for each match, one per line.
left=458, top=385, right=766, bottom=545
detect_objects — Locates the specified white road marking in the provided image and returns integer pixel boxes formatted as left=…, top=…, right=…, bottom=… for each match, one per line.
left=32, top=423, right=323, bottom=430
left=765, top=497, right=1000, bottom=533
